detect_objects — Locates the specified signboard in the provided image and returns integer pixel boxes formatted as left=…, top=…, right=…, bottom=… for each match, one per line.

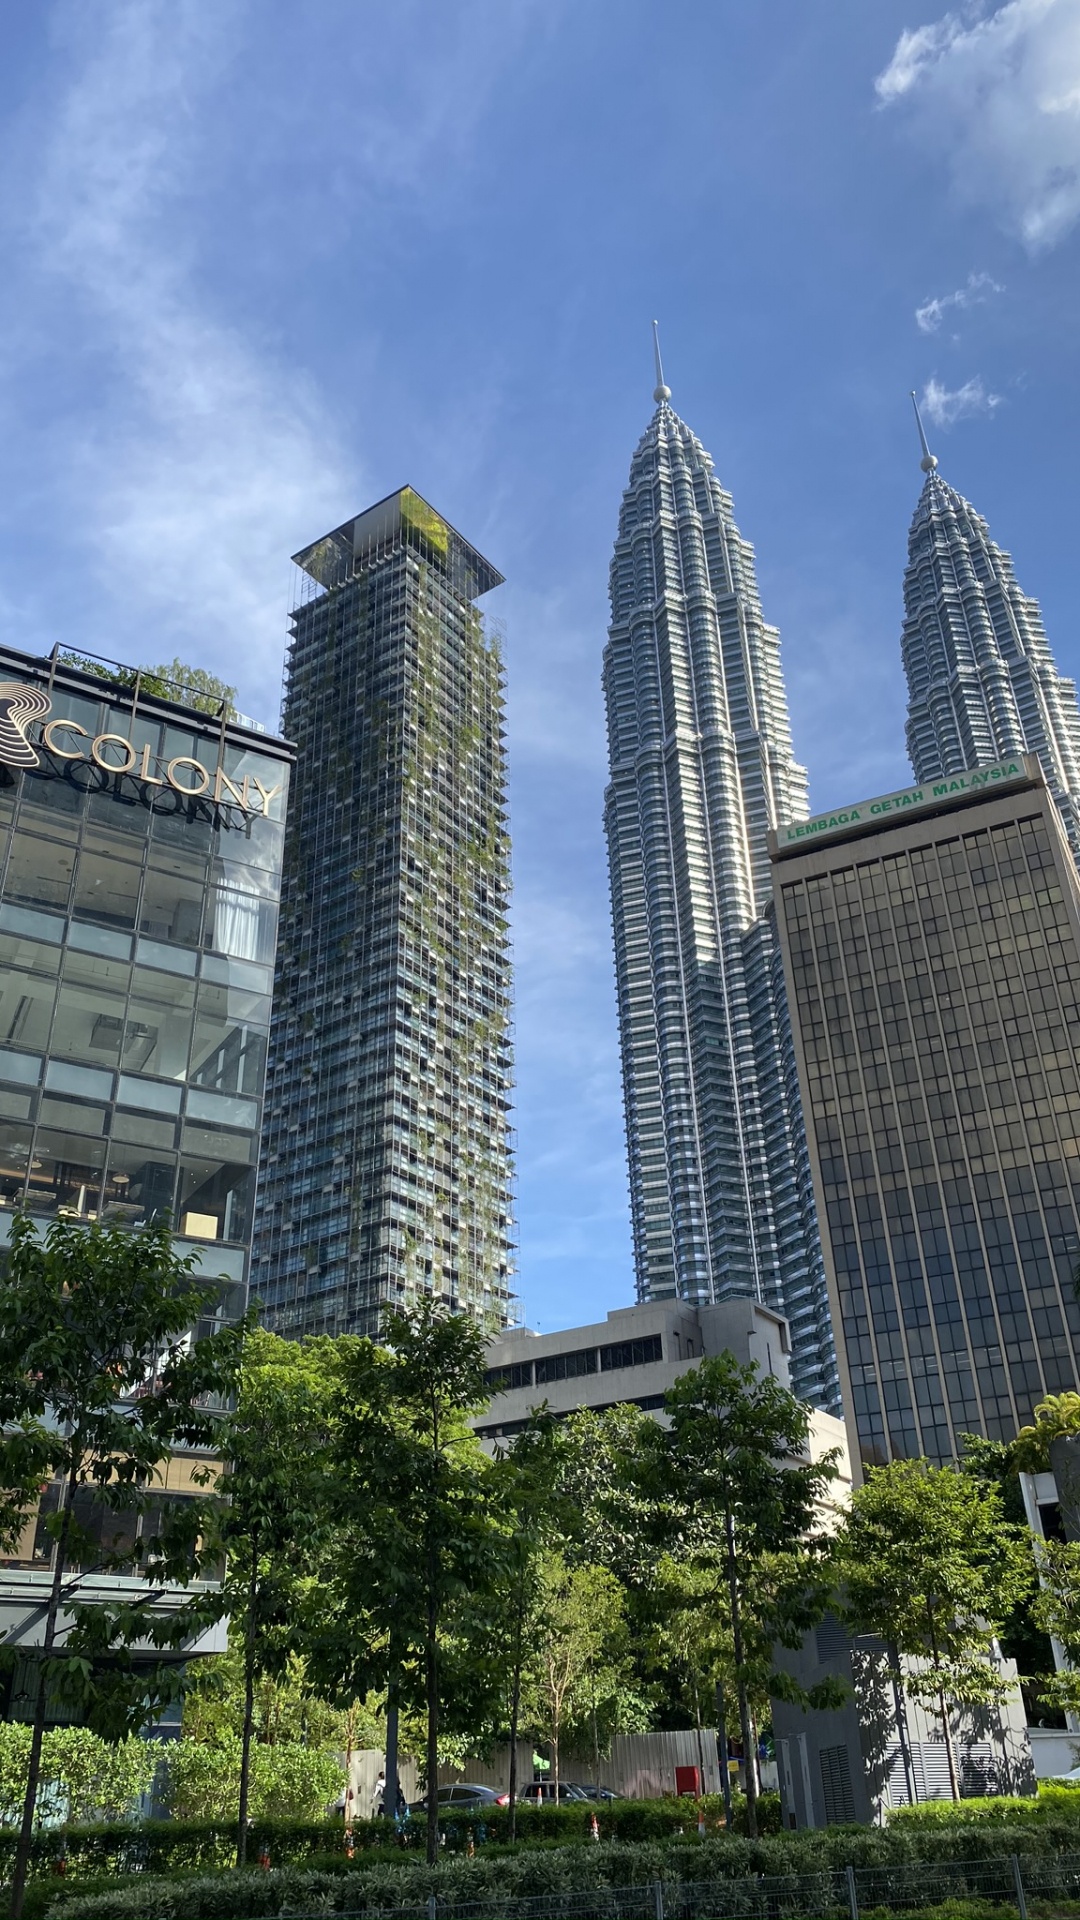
left=776, top=758, right=1029, bottom=852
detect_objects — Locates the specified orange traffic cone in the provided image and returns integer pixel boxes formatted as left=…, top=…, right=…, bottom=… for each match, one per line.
left=590, top=1812, right=600, bottom=1843
left=258, top=1846, right=271, bottom=1871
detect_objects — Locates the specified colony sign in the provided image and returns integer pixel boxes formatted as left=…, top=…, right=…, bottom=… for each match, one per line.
left=0, top=681, right=281, bottom=817
left=776, top=758, right=1030, bottom=852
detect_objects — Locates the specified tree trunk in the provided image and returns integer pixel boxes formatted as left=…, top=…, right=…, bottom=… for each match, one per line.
left=551, top=1709, right=559, bottom=1800
left=11, top=1465, right=78, bottom=1920
left=507, top=1580, right=524, bottom=1843
left=926, top=1612, right=960, bottom=1802
left=236, top=1541, right=259, bottom=1867
left=384, top=1683, right=399, bottom=1830
left=888, top=1643, right=917, bottom=1805
left=715, top=1681, right=733, bottom=1829
left=692, top=1674, right=706, bottom=1797
left=593, top=1703, right=601, bottom=1794
left=723, top=1508, right=757, bottom=1838
left=425, top=1586, right=439, bottom=1864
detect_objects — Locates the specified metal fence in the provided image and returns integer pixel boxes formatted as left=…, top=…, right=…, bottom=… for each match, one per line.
left=271, top=1850, right=1080, bottom=1920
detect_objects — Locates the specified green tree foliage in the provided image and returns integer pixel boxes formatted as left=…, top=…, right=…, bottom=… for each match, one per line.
left=647, top=1356, right=842, bottom=1838
left=58, top=654, right=236, bottom=717
left=521, top=1555, right=639, bottom=1795
left=490, top=1413, right=563, bottom=1835
left=181, top=1646, right=379, bottom=1756
left=836, top=1457, right=1035, bottom=1800
left=208, top=1329, right=336, bottom=1866
left=0, top=1213, right=242, bottom=1917
left=1029, top=1535, right=1080, bottom=1717
left=312, top=1302, right=510, bottom=1863
left=1013, top=1394, right=1080, bottom=1472
left=164, top=1739, right=343, bottom=1822
left=0, top=1727, right=156, bottom=1827
left=553, top=1404, right=662, bottom=1587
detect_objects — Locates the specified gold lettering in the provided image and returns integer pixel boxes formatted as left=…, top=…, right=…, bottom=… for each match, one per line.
left=42, top=719, right=88, bottom=760
left=214, top=766, right=246, bottom=808
left=90, top=732, right=137, bottom=774
left=166, top=756, right=210, bottom=797
left=138, top=743, right=164, bottom=787
left=249, top=776, right=283, bottom=818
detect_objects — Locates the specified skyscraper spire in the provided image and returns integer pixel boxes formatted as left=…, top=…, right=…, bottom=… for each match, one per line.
left=603, top=388, right=839, bottom=1411
left=901, top=439, right=1080, bottom=859
left=652, top=320, right=671, bottom=402
left=910, top=388, right=938, bottom=472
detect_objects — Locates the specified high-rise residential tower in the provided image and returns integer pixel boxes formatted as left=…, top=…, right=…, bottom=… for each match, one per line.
left=603, top=345, right=839, bottom=1409
left=254, top=487, right=514, bottom=1339
left=903, top=397, right=1080, bottom=856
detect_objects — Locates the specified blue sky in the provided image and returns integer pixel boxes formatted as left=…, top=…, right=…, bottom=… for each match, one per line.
left=1, top=0, right=1079, bottom=1333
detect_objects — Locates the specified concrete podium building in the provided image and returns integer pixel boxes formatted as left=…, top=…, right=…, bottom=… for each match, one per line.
left=772, top=756, right=1080, bottom=1470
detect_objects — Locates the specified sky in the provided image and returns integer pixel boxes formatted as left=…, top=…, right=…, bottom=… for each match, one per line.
left=1, top=0, right=1079, bottom=1334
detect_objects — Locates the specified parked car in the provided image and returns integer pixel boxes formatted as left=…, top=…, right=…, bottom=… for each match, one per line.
left=407, top=1783, right=509, bottom=1815
left=516, top=1781, right=587, bottom=1803
left=563, top=1782, right=619, bottom=1801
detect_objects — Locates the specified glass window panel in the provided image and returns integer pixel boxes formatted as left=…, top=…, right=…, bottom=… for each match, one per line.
left=81, top=791, right=151, bottom=853
left=18, top=768, right=86, bottom=832
left=72, top=847, right=141, bottom=930
left=213, top=812, right=284, bottom=874
left=67, top=921, right=132, bottom=959
left=116, top=1073, right=182, bottom=1115
left=43, top=690, right=104, bottom=732
left=3, top=830, right=75, bottom=913
left=52, top=948, right=131, bottom=1070
left=190, top=980, right=269, bottom=1097
left=135, top=937, right=197, bottom=977
left=148, top=801, right=215, bottom=860
left=0, top=1087, right=32, bottom=1120
left=101, top=1138, right=176, bottom=1222
left=44, top=1059, right=113, bottom=1101
left=0, top=905, right=64, bottom=945
left=38, top=1097, right=108, bottom=1135
left=206, top=886, right=276, bottom=965
left=25, top=1127, right=106, bottom=1218
left=0, top=1049, right=42, bottom=1086
left=140, top=862, right=205, bottom=948
left=125, top=968, right=195, bottom=1079
left=178, top=1145, right=254, bottom=1245
left=185, top=1087, right=258, bottom=1130
left=199, top=952, right=273, bottom=995
left=109, top=1109, right=177, bottom=1149
left=162, top=726, right=217, bottom=775
left=0, top=946, right=57, bottom=1052
left=0, top=1118, right=33, bottom=1204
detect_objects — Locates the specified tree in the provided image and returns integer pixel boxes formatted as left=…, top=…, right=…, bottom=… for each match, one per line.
left=0, top=1214, right=242, bottom=1918
left=164, top=1738, right=343, bottom=1822
left=521, top=1555, right=635, bottom=1795
left=0, top=1726, right=156, bottom=1826
left=836, top=1457, right=1034, bottom=1800
left=1027, top=1536, right=1080, bottom=1717
left=316, top=1303, right=509, bottom=1864
left=492, top=1413, right=562, bottom=1837
left=649, top=1356, right=842, bottom=1837
left=59, top=654, right=236, bottom=717
left=209, top=1329, right=336, bottom=1866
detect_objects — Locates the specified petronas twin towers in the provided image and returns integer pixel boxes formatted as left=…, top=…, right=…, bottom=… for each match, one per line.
left=603, top=354, right=1080, bottom=1412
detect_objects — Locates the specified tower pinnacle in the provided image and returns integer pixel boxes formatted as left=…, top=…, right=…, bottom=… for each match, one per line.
left=910, top=389, right=938, bottom=473
left=652, top=320, right=671, bottom=403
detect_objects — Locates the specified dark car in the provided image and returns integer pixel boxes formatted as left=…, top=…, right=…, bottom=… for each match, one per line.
left=408, top=1783, right=508, bottom=1815
left=516, top=1781, right=587, bottom=1804
left=564, top=1783, right=619, bottom=1801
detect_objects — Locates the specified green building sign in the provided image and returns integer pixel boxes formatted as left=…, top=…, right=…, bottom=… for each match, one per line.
left=776, top=758, right=1029, bottom=852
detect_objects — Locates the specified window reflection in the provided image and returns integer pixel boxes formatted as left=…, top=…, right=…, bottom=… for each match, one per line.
left=25, top=1127, right=106, bottom=1217
left=125, top=967, right=195, bottom=1079
left=0, top=939, right=60, bottom=1053
left=5, top=830, right=75, bottom=914
left=101, top=1136, right=177, bottom=1222
left=179, top=1123, right=254, bottom=1243
left=190, top=980, right=269, bottom=1096
left=52, top=947, right=131, bottom=1070
left=0, top=1120, right=32, bottom=1205
left=141, top=863, right=205, bottom=948
left=208, top=886, right=276, bottom=964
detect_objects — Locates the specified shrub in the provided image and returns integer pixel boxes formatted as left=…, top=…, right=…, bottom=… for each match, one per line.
left=163, top=1740, right=344, bottom=1822
left=888, top=1787, right=1075, bottom=1825
left=0, top=1729, right=156, bottom=1828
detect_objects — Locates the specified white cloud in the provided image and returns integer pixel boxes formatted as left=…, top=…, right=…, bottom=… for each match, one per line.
left=915, top=270, right=1004, bottom=332
left=876, top=0, right=1080, bottom=251
left=0, top=0, right=360, bottom=722
left=921, top=375, right=1003, bottom=426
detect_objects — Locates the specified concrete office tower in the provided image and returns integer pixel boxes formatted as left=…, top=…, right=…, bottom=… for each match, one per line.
left=903, top=396, right=1080, bottom=858
left=772, top=758, right=1080, bottom=1469
left=255, top=488, right=514, bottom=1338
left=603, top=338, right=839, bottom=1410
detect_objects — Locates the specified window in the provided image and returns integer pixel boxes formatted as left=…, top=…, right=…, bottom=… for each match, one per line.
left=534, top=1346, right=598, bottom=1385
left=484, top=1360, right=533, bottom=1392
left=600, top=1334, right=663, bottom=1371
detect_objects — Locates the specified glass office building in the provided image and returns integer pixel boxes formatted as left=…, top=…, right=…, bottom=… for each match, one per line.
left=254, top=487, right=514, bottom=1339
left=772, top=757, right=1080, bottom=1469
left=0, top=642, right=291, bottom=1306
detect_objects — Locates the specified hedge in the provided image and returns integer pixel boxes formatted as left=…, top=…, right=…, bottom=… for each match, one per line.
left=39, top=1822, right=1080, bottom=1920
left=888, top=1783, right=1080, bottom=1825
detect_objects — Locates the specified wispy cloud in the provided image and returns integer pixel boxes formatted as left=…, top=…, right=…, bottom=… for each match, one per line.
left=876, top=0, right=1080, bottom=252
left=0, top=0, right=359, bottom=721
left=920, top=375, right=1003, bottom=427
left=915, top=270, right=1004, bottom=333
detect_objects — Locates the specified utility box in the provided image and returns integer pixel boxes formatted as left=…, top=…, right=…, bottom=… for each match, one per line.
left=674, top=1765, right=700, bottom=1798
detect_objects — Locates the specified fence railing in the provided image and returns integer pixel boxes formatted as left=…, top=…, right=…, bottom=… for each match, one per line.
left=271, top=1849, right=1080, bottom=1920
